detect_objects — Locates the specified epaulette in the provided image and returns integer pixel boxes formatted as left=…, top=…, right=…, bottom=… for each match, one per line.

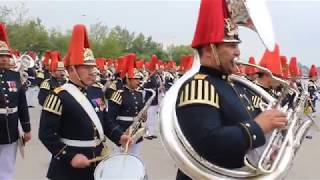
left=40, top=79, right=50, bottom=90
left=110, top=90, right=123, bottom=105
left=178, top=78, right=219, bottom=108
left=36, top=71, right=44, bottom=79
left=251, top=96, right=261, bottom=108
left=53, top=87, right=65, bottom=94
left=108, top=81, right=117, bottom=90
left=194, top=73, right=208, bottom=80
left=43, top=93, right=62, bottom=115
left=92, top=82, right=103, bottom=89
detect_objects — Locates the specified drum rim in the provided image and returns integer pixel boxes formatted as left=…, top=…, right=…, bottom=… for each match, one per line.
left=94, top=153, right=146, bottom=179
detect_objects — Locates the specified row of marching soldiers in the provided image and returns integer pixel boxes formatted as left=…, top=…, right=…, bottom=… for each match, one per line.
left=0, top=21, right=195, bottom=180
left=234, top=44, right=318, bottom=130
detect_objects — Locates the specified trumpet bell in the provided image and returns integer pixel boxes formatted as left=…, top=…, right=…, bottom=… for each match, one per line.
left=227, top=0, right=275, bottom=51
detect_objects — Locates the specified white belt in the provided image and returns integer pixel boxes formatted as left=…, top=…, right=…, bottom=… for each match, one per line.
left=0, top=107, right=18, bottom=114
left=116, top=116, right=135, bottom=121
left=61, top=138, right=102, bottom=147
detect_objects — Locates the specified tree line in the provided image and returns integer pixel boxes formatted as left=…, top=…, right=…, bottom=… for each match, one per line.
left=0, top=3, right=193, bottom=63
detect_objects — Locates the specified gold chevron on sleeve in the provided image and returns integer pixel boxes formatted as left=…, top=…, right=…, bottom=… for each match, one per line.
left=43, top=94, right=63, bottom=115
left=178, top=79, right=219, bottom=108
left=110, top=90, right=122, bottom=105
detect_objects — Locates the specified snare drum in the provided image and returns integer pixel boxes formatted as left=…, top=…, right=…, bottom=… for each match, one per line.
left=94, top=154, right=147, bottom=180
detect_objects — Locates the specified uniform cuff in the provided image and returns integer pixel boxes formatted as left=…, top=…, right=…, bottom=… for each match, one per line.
left=54, top=145, right=77, bottom=163
left=239, top=120, right=265, bottom=149
left=109, top=125, right=123, bottom=145
left=21, top=122, right=31, bottom=133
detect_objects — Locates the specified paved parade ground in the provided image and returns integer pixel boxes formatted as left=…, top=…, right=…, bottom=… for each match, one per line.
left=14, top=88, right=320, bottom=180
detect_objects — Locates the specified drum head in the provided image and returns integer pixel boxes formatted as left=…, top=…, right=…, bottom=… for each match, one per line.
left=94, top=154, right=146, bottom=180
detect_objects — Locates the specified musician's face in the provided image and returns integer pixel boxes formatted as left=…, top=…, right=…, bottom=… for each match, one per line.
left=69, top=65, right=96, bottom=86
left=53, top=69, right=65, bottom=80
left=127, top=78, right=140, bottom=89
left=216, top=42, right=240, bottom=75
left=311, top=76, right=318, bottom=81
left=0, top=55, right=10, bottom=67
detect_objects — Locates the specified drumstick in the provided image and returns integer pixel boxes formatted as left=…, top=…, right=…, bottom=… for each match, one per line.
left=88, top=154, right=108, bottom=163
left=124, top=128, right=133, bottom=153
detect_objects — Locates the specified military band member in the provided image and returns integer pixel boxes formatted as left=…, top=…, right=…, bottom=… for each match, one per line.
left=35, top=51, right=51, bottom=86
left=142, top=56, right=161, bottom=139
left=38, top=51, right=66, bottom=106
left=289, top=57, right=302, bottom=92
left=108, top=54, right=147, bottom=156
left=38, top=24, right=131, bottom=180
left=308, top=64, right=318, bottom=112
left=26, top=51, right=37, bottom=87
left=174, top=1, right=287, bottom=179
left=254, top=45, right=283, bottom=99
left=245, top=57, right=259, bottom=82
left=0, top=23, right=31, bottom=180
left=104, top=57, right=125, bottom=99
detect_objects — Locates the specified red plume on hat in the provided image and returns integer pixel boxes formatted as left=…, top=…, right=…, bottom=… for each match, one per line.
left=96, top=58, right=106, bottom=72
left=28, top=51, right=37, bottom=60
left=179, top=55, right=193, bottom=72
left=64, top=24, right=95, bottom=66
left=280, top=56, right=290, bottom=79
left=259, top=44, right=283, bottom=77
left=116, top=56, right=126, bottom=74
left=0, top=23, right=11, bottom=57
left=11, top=49, right=21, bottom=57
left=106, top=58, right=113, bottom=66
left=309, top=64, right=318, bottom=78
left=245, top=56, right=258, bottom=75
left=43, top=51, right=52, bottom=66
left=122, top=53, right=141, bottom=79
left=289, top=57, right=299, bottom=77
left=191, top=0, right=239, bottom=48
left=167, top=60, right=177, bottom=69
left=49, top=51, right=63, bottom=72
left=135, top=60, right=144, bottom=69
left=145, top=61, right=152, bottom=71
left=148, top=54, right=159, bottom=72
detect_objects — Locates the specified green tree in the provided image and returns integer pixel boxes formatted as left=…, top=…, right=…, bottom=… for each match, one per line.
left=7, top=19, right=51, bottom=54
left=101, top=37, right=123, bottom=58
left=166, top=44, right=193, bottom=63
left=109, top=26, right=135, bottom=52
left=49, top=28, right=71, bottom=55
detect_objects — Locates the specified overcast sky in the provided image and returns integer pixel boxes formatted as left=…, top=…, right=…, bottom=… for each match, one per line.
left=3, top=0, right=320, bottom=66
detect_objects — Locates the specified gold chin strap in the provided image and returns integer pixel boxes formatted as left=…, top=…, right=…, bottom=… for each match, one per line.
left=71, top=65, right=88, bottom=88
left=210, top=44, right=221, bottom=66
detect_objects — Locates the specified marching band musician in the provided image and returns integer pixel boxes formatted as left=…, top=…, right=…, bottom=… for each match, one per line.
left=35, top=51, right=51, bottom=87
left=308, top=64, right=318, bottom=112
left=38, top=51, right=66, bottom=106
left=254, top=45, right=283, bottom=99
left=144, top=55, right=161, bottom=139
left=104, top=56, right=125, bottom=99
left=26, top=51, right=37, bottom=87
left=245, top=57, right=259, bottom=82
left=174, top=1, right=287, bottom=179
left=38, top=24, right=131, bottom=180
left=95, top=57, right=107, bottom=85
left=289, top=57, right=302, bottom=92
left=108, top=53, right=148, bottom=156
left=163, top=61, right=177, bottom=91
left=0, top=23, right=31, bottom=180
